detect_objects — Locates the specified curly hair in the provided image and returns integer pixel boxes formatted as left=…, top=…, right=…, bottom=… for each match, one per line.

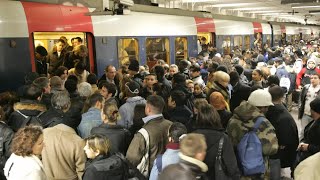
left=11, top=126, right=43, bottom=157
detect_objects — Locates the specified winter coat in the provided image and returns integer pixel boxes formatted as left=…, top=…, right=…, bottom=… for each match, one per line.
left=8, top=100, right=47, bottom=132
left=298, top=84, right=320, bottom=119
left=193, top=128, right=240, bottom=180
left=301, top=118, right=320, bottom=156
left=64, top=52, right=89, bottom=71
left=78, top=107, right=103, bottom=138
left=39, top=108, right=65, bottom=128
left=0, top=122, right=14, bottom=178
left=42, top=124, right=86, bottom=180
left=294, top=152, right=320, bottom=180
left=217, top=110, right=232, bottom=129
left=296, top=67, right=320, bottom=87
left=149, top=143, right=180, bottom=180
left=226, top=101, right=278, bottom=179
left=230, top=82, right=251, bottom=112
left=35, top=59, right=47, bottom=76
left=159, top=153, right=208, bottom=180
left=168, top=105, right=193, bottom=125
left=118, top=96, right=146, bottom=129
left=265, top=104, right=299, bottom=168
left=91, top=123, right=132, bottom=155
left=126, top=116, right=172, bottom=171
left=4, top=153, right=47, bottom=180
left=47, top=50, right=67, bottom=74
left=82, top=154, right=126, bottom=180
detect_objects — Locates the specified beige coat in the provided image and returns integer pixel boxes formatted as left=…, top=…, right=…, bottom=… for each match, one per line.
left=294, top=152, right=320, bottom=180
left=42, top=124, right=86, bottom=180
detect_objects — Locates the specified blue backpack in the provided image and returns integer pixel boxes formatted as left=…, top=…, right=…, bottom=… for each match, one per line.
left=237, top=117, right=265, bottom=176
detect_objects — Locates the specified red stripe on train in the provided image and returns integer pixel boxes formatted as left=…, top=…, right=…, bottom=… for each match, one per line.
left=21, top=2, right=93, bottom=71
left=252, top=22, right=262, bottom=33
left=194, top=17, right=215, bottom=32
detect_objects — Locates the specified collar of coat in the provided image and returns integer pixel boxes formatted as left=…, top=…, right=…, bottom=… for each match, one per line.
left=178, top=153, right=208, bottom=173
left=14, top=101, right=46, bottom=112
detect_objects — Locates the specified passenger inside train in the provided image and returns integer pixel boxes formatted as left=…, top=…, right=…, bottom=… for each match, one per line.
left=1, top=1, right=320, bottom=180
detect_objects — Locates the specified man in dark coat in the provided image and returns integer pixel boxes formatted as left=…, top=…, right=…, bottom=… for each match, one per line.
left=7, top=84, right=47, bottom=132
left=229, top=71, right=251, bottom=112
left=266, top=85, right=299, bottom=179
left=35, top=46, right=48, bottom=76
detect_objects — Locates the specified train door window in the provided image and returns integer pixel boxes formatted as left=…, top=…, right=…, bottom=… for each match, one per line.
left=274, top=35, right=281, bottom=45
left=175, top=37, right=188, bottom=62
left=222, top=36, right=231, bottom=55
left=118, top=38, right=139, bottom=66
left=146, top=38, right=170, bottom=67
left=244, top=36, right=250, bottom=50
left=33, top=32, right=95, bottom=72
left=234, top=36, right=243, bottom=51
left=266, top=35, right=271, bottom=46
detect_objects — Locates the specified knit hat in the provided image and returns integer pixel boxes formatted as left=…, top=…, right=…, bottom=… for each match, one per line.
left=310, top=98, right=320, bottom=114
left=125, top=81, right=140, bottom=94
left=209, top=92, right=227, bottom=110
left=248, top=89, right=274, bottom=107
left=128, top=60, right=140, bottom=72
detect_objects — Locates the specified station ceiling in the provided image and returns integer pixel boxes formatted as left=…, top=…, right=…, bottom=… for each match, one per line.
left=156, top=0, right=320, bottom=25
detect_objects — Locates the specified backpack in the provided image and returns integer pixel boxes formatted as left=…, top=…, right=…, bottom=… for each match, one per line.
left=237, top=117, right=265, bottom=176
left=16, top=110, right=44, bottom=128
left=115, top=153, right=147, bottom=180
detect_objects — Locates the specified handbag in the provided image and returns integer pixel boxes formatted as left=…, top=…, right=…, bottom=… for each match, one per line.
left=215, top=135, right=232, bottom=180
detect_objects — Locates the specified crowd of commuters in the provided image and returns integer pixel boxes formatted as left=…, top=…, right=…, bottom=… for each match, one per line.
left=0, top=36, right=320, bottom=180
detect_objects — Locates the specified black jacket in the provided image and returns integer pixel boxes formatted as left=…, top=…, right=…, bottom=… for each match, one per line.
left=230, top=82, right=251, bottom=112
left=193, top=128, right=240, bottom=180
left=91, top=124, right=132, bottom=155
left=302, top=119, right=320, bottom=155
left=35, top=59, right=47, bottom=76
left=83, top=154, right=127, bottom=180
left=217, top=110, right=232, bottom=129
left=8, top=100, right=47, bottom=132
left=168, top=105, right=193, bottom=125
left=39, top=107, right=65, bottom=128
left=265, top=104, right=299, bottom=168
left=0, top=122, right=14, bottom=179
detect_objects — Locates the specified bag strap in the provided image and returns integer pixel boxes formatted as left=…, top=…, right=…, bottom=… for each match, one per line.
left=0, top=124, right=5, bottom=157
left=216, top=135, right=224, bottom=161
left=252, top=117, right=264, bottom=132
left=16, top=110, right=31, bottom=127
left=156, top=155, right=163, bottom=173
left=137, top=128, right=150, bottom=174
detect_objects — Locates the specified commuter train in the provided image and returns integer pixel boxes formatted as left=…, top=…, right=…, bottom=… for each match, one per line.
left=0, top=0, right=319, bottom=92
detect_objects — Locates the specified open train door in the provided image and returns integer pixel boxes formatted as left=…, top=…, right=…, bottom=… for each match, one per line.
left=194, top=17, right=216, bottom=54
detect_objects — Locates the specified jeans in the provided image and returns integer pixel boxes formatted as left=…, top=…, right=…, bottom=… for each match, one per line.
left=270, top=159, right=281, bottom=180
left=299, top=114, right=313, bottom=140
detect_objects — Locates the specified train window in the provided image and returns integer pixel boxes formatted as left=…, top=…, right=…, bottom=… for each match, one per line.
left=146, top=38, right=170, bottom=67
left=118, top=38, right=139, bottom=66
left=175, top=37, right=188, bottom=62
left=222, top=36, right=231, bottom=55
left=244, top=36, right=250, bottom=50
left=233, top=36, right=243, bottom=50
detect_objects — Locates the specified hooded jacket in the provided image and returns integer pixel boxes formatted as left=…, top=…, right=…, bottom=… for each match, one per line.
left=296, top=59, right=320, bottom=87
left=227, top=101, right=278, bottom=179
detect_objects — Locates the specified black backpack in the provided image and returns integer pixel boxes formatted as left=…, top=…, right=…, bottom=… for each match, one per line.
left=114, top=153, right=147, bottom=180
left=16, top=110, right=44, bottom=128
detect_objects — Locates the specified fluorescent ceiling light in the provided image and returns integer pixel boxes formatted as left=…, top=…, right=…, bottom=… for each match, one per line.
left=249, top=10, right=283, bottom=13
left=232, top=7, right=272, bottom=11
left=181, top=0, right=218, bottom=3
left=292, top=3, right=320, bottom=9
left=207, top=3, right=255, bottom=8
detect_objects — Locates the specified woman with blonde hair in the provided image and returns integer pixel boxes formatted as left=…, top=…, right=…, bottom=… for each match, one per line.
left=90, top=102, right=131, bottom=155
left=4, top=126, right=46, bottom=180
